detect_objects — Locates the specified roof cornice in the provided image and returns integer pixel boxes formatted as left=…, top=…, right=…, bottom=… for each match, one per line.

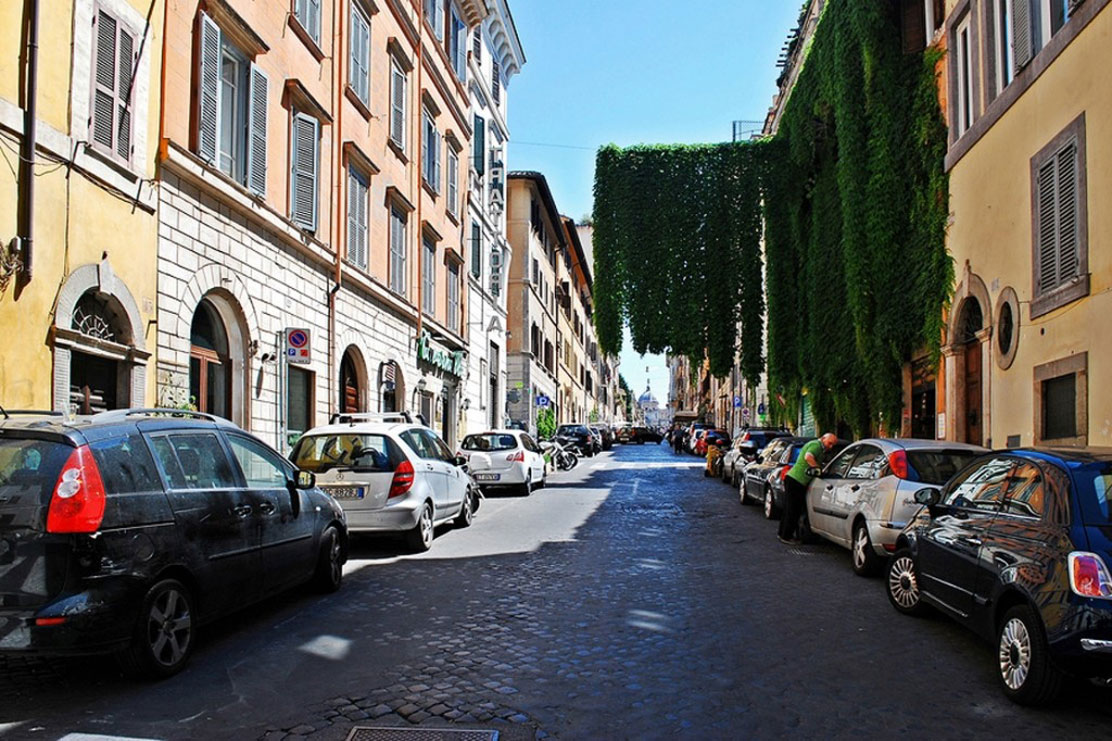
left=484, top=0, right=526, bottom=80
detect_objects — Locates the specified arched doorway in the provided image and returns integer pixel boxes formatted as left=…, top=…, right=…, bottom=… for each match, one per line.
left=379, top=361, right=404, bottom=413
left=68, top=290, right=134, bottom=413
left=190, top=299, right=232, bottom=418
left=956, top=297, right=984, bottom=445
left=340, top=347, right=366, bottom=413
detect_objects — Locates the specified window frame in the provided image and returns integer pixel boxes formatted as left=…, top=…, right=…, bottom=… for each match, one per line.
left=1033, top=352, right=1088, bottom=447
left=422, top=235, right=437, bottom=315
left=424, top=0, right=444, bottom=40
left=389, top=205, right=408, bottom=296
left=446, top=146, right=459, bottom=217
left=422, top=108, right=440, bottom=193
left=294, top=0, right=322, bottom=46
left=289, top=109, right=321, bottom=232
left=447, top=261, right=460, bottom=331
left=955, top=14, right=975, bottom=136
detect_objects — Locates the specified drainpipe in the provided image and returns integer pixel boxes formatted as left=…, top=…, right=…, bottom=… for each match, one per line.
left=18, top=0, right=41, bottom=280
left=415, top=1, right=424, bottom=339
left=328, top=0, right=344, bottom=417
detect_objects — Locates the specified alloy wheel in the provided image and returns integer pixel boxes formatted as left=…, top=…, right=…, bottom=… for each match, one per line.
left=145, top=585, right=192, bottom=669
left=999, top=617, right=1033, bottom=691
left=326, top=530, right=342, bottom=585
left=420, top=505, right=434, bottom=548
left=888, top=555, right=920, bottom=610
left=853, top=527, right=869, bottom=569
left=764, top=489, right=774, bottom=519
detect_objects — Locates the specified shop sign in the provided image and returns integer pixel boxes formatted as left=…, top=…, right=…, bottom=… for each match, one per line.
left=417, top=331, right=464, bottom=378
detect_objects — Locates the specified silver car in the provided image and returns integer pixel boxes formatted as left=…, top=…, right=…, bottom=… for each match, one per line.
left=805, top=438, right=987, bottom=576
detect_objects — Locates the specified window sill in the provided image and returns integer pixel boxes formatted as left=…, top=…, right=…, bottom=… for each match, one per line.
left=288, top=14, right=326, bottom=62
left=1030, top=274, right=1090, bottom=319
left=387, top=138, right=408, bottom=164
left=344, top=85, right=373, bottom=121
left=445, top=208, right=460, bottom=226
left=422, top=179, right=439, bottom=200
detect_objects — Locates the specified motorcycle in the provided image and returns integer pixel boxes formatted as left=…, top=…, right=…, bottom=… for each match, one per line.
left=540, top=439, right=579, bottom=471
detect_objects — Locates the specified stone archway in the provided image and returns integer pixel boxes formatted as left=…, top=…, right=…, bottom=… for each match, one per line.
left=339, top=345, right=369, bottom=413
left=52, top=259, right=149, bottom=412
left=943, top=268, right=992, bottom=445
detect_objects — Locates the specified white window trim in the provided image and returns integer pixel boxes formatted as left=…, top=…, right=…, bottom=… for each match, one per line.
left=956, top=16, right=974, bottom=135
left=994, top=0, right=1015, bottom=93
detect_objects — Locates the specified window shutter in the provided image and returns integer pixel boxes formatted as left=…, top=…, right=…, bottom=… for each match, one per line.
left=291, top=113, right=319, bottom=231
left=492, top=61, right=501, bottom=106
left=198, top=13, right=221, bottom=164
left=473, top=114, right=485, bottom=176
left=433, top=130, right=441, bottom=192
left=348, top=170, right=368, bottom=269
left=116, top=28, right=135, bottom=159
left=391, top=65, right=406, bottom=148
left=1036, top=160, right=1059, bottom=293
left=246, top=64, right=268, bottom=196
left=1013, top=0, right=1034, bottom=70
left=447, top=149, right=457, bottom=214
left=1056, top=142, right=1079, bottom=281
left=350, top=8, right=370, bottom=105
left=92, top=11, right=117, bottom=151
left=473, top=27, right=482, bottom=62
left=310, top=0, right=321, bottom=42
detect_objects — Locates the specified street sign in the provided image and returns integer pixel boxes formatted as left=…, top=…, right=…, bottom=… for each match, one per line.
left=757, top=403, right=766, bottom=415
left=286, top=328, right=311, bottom=364
left=733, top=396, right=742, bottom=408
left=536, top=395, right=550, bottom=408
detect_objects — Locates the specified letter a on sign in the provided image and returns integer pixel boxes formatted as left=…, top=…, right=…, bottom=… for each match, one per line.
left=286, top=328, right=311, bottom=364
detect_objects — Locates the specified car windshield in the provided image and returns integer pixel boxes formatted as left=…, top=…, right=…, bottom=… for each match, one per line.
left=462, top=434, right=518, bottom=452
left=906, top=450, right=983, bottom=485
left=292, top=433, right=399, bottom=473
left=557, top=426, right=588, bottom=435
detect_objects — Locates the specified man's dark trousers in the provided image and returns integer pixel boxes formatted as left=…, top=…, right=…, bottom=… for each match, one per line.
left=779, top=475, right=807, bottom=541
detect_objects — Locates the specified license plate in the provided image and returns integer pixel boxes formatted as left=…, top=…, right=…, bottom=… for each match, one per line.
left=326, top=486, right=365, bottom=500
left=474, top=474, right=501, bottom=482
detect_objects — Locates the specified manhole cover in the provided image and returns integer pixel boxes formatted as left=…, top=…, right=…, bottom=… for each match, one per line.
left=347, top=729, right=498, bottom=741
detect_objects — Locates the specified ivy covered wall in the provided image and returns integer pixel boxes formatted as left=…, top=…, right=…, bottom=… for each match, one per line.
left=592, top=0, right=951, bottom=435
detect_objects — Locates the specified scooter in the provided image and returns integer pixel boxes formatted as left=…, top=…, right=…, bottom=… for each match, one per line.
left=540, top=439, right=579, bottom=471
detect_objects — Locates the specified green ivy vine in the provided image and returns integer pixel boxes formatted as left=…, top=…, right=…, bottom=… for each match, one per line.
left=593, top=0, right=951, bottom=435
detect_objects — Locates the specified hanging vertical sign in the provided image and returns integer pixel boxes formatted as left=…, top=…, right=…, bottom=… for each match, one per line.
left=286, top=328, right=311, bottom=364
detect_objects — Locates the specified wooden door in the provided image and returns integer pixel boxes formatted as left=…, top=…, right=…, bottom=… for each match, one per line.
left=964, top=341, right=982, bottom=444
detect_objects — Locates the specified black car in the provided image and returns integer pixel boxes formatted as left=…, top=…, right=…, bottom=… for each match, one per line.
left=555, top=424, right=595, bottom=457
left=631, top=426, right=664, bottom=444
left=0, top=408, right=347, bottom=678
left=887, top=448, right=1112, bottom=705
left=740, top=436, right=798, bottom=508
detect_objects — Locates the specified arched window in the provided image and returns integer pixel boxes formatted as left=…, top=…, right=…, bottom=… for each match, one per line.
left=957, top=298, right=984, bottom=344
left=380, top=361, right=402, bottom=413
left=340, top=349, right=364, bottom=413
left=69, top=290, right=132, bottom=414
left=190, top=299, right=232, bottom=418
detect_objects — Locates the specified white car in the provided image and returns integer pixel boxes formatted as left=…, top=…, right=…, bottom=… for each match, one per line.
left=290, top=413, right=477, bottom=552
left=458, top=430, right=547, bottom=495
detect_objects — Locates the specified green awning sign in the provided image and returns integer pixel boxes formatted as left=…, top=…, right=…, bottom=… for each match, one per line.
left=417, top=331, right=465, bottom=378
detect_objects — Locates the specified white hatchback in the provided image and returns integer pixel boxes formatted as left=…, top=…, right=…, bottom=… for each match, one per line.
left=290, top=413, right=477, bottom=552
left=458, top=430, right=547, bottom=495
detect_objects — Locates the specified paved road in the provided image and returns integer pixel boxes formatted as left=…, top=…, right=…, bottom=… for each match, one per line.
left=3, top=443, right=1111, bottom=740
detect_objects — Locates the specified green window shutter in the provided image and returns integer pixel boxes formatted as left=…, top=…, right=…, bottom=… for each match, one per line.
left=198, top=13, right=221, bottom=164
left=471, top=222, right=482, bottom=279
left=473, top=114, right=485, bottom=176
left=290, top=113, right=319, bottom=231
left=92, top=11, right=117, bottom=151
left=246, top=64, right=268, bottom=196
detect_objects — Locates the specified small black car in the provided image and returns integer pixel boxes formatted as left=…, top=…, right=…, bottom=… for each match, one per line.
left=555, top=424, right=595, bottom=457
left=887, top=448, right=1112, bottom=705
left=0, top=409, right=347, bottom=678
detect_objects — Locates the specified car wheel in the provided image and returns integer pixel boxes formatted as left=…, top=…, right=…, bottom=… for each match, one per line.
left=730, top=470, right=739, bottom=488
left=720, top=463, right=730, bottom=482
left=406, top=503, right=435, bottom=552
left=118, top=578, right=195, bottom=679
left=851, top=521, right=881, bottom=577
left=997, top=604, right=1064, bottom=705
left=311, top=526, right=344, bottom=593
left=763, top=487, right=779, bottom=519
left=454, top=490, right=474, bottom=528
left=520, top=472, right=532, bottom=497
left=886, top=548, right=929, bottom=616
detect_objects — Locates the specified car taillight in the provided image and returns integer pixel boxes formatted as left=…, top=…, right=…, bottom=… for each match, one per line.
left=1069, top=552, right=1112, bottom=599
left=741, top=432, right=750, bottom=442
left=389, top=460, right=415, bottom=499
left=779, top=466, right=790, bottom=481
left=887, top=450, right=910, bottom=480
left=506, top=451, right=525, bottom=462
left=46, top=445, right=107, bottom=534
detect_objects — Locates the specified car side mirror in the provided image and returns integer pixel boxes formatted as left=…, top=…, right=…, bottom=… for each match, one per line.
left=914, top=487, right=941, bottom=507
left=295, top=470, right=316, bottom=490
left=455, top=454, right=468, bottom=467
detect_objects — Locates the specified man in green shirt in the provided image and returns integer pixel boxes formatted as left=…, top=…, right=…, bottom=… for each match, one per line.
left=779, top=433, right=838, bottom=544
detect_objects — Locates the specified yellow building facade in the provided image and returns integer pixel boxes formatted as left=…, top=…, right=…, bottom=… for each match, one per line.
left=0, top=0, right=163, bottom=411
left=941, top=0, right=1110, bottom=448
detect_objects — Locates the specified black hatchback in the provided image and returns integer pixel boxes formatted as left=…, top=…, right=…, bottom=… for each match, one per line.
left=886, top=448, right=1112, bottom=705
left=0, top=409, right=347, bottom=678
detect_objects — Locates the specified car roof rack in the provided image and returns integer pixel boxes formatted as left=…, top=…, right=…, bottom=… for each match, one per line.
left=328, top=411, right=418, bottom=426
left=90, top=408, right=238, bottom=427
left=0, top=405, right=64, bottom=420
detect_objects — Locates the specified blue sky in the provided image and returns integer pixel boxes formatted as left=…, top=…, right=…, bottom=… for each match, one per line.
left=505, top=0, right=800, bottom=406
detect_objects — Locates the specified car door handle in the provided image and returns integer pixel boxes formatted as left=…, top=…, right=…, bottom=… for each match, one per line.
left=257, top=502, right=277, bottom=516
left=426, top=464, right=435, bottom=471
left=231, top=505, right=253, bottom=518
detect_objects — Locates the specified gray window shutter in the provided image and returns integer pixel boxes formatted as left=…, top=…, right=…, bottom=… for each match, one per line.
left=348, top=170, right=368, bottom=269
left=1056, top=142, right=1079, bottom=281
left=1036, top=160, right=1059, bottom=293
left=1013, top=0, right=1034, bottom=71
left=198, top=13, right=221, bottom=164
left=391, top=65, right=406, bottom=148
left=433, top=130, right=441, bottom=192
left=92, top=11, right=117, bottom=151
left=246, top=64, right=268, bottom=196
left=291, top=113, right=319, bottom=231
left=116, top=28, right=134, bottom=159
left=350, top=8, right=370, bottom=105
left=307, top=0, right=321, bottom=43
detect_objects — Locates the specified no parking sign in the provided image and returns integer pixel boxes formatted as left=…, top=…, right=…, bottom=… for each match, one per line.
left=286, top=328, right=311, bottom=364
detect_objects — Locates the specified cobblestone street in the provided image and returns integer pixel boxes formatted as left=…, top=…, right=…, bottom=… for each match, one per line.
left=3, top=443, right=1111, bottom=740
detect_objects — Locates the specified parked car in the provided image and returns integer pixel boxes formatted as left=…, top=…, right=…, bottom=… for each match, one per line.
left=805, top=438, right=986, bottom=575
left=721, top=437, right=754, bottom=485
left=0, top=408, right=346, bottom=678
left=734, top=427, right=791, bottom=459
left=459, top=430, right=547, bottom=495
left=616, top=426, right=633, bottom=444
left=631, top=426, right=664, bottom=444
left=592, top=425, right=615, bottom=451
left=886, top=448, right=1112, bottom=705
left=291, top=413, right=475, bottom=553
left=685, top=423, right=709, bottom=453
left=555, top=424, right=596, bottom=457
left=586, top=427, right=604, bottom=454
left=760, top=438, right=851, bottom=520
left=739, top=436, right=799, bottom=506
left=694, top=429, right=730, bottom=456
